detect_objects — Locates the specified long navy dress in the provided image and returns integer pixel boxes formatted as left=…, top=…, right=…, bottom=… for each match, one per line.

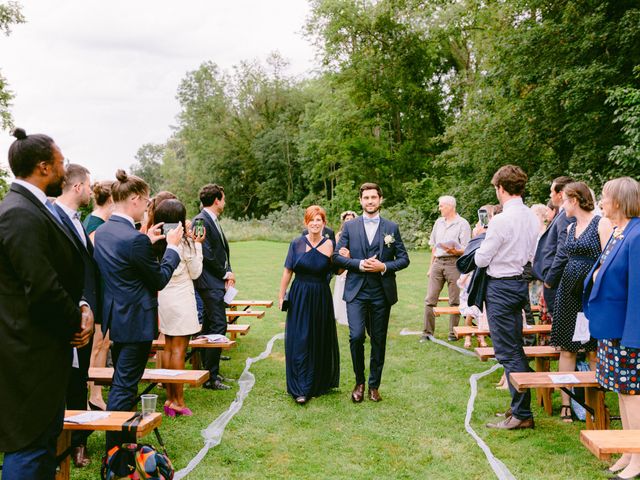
left=284, top=236, right=340, bottom=398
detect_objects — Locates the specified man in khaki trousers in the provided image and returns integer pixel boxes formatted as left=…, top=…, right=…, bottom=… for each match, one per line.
left=421, top=196, right=471, bottom=342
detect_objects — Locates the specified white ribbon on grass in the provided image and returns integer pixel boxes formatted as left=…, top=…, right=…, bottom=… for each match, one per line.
left=421, top=334, right=516, bottom=480
left=174, top=332, right=285, bottom=480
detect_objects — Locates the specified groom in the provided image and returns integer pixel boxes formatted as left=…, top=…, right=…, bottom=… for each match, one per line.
left=333, top=183, right=410, bottom=402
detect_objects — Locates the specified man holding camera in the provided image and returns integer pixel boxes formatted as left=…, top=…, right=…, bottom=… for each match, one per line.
left=421, top=196, right=471, bottom=342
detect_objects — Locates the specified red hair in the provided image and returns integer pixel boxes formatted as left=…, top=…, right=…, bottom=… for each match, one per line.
left=304, top=205, right=326, bottom=225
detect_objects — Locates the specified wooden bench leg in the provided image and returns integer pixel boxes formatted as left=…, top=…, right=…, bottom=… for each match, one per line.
left=229, top=332, right=238, bottom=340
left=55, top=430, right=71, bottom=480
left=191, top=350, right=202, bottom=370
left=585, top=387, right=610, bottom=430
left=534, top=358, right=553, bottom=415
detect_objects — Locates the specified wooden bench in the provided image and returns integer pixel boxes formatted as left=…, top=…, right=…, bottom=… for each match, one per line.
left=228, top=299, right=273, bottom=309
left=226, top=309, right=265, bottom=324
left=453, top=324, right=551, bottom=338
left=435, top=305, right=541, bottom=317
left=151, top=338, right=236, bottom=350
left=226, top=323, right=250, bottom=340
left=476, top=346, right=560, bottom=414
left=580, top=430, right=640, bottom=461
left=88, top=367, right=210, bottom=397
left=509, top=371, right=610, bottom=430
left=56, top=410, right=161, bottom=480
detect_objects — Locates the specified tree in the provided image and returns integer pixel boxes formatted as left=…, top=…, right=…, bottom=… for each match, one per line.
left=0, top=1, right=25, bottom=130
left=131, top=143, right=166, bottom=195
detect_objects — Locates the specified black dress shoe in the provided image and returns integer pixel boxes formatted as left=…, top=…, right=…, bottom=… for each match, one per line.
left=203, top=379, right=231, bottom=390
left=221, top=355, right=231, bottom=361
left=295, top=396, right=308, bottom=405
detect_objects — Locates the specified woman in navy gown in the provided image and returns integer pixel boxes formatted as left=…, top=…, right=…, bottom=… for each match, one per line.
left=279, top=205, right=340, bottom=404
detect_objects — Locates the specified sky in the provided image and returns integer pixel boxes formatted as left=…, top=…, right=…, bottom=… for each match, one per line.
left=0, top=0, right=317, bottom=180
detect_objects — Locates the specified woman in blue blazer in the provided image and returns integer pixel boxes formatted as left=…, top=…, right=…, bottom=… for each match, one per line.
left=583, top=177, right=640, bottom=479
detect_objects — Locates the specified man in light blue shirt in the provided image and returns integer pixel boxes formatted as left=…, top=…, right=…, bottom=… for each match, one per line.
left=475, top=165, right=539, bottom=430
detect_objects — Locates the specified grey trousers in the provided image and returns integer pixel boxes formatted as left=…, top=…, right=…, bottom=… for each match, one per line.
left=423, top=256, right=461, bottom=336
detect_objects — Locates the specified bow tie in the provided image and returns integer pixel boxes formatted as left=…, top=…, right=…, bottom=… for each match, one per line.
left=363, top=217, right=380, bottom=225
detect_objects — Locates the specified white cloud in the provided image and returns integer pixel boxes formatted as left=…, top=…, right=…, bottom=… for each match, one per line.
left=0, top=0, right=317, bottom=180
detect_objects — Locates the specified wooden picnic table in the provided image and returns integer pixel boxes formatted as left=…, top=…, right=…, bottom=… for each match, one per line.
left=580, top=430, right=640, bottom=461
left=56, top=411, right=161, bottom=480
left=89, top=367, right=210, bottom=398
left=453, top=324, right=551, bottom=338
left=475, top=345, right=560, bottom=414
left=435, top=305, right=541, bottom=316
left=509, top=371, right=609, bottom=430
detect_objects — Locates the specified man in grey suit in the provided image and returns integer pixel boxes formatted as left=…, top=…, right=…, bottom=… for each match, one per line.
left=532, top=176, right=575, bottom=318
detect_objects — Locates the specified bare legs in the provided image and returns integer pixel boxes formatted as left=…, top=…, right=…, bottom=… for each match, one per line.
left=88, top=328, right=110, bottom=410
left=613, top=394, right=640, bottom=478
left=558, top=350, right=577, bottom=421
left=463, top=315, right=487, bottom=348
left=164, top=335, right=190, bottom=410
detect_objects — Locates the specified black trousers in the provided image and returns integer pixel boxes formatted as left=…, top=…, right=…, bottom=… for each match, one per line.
left=105, top=341, right=151, bottom=451
left=485, top=278, right=533, bottom=420
left=197, top=287, right=227, bottom=379
left=346, top=287, right=391, bottom=389
left=66, top=339, right=93, bottom=448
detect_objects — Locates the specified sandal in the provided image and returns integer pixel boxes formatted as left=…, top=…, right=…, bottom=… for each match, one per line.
left=560, top=404, right=573, bottom=423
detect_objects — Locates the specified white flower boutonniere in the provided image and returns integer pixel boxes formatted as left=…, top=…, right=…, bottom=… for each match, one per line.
left=384, top=233, right=395, bottom=247
left=324, top=233, right=330, bottom=239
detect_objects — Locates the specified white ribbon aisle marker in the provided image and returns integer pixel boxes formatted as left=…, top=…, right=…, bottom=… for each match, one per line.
left=174, top=332, right=285, bottom=480
left=409, top=332, right=516, bottom=480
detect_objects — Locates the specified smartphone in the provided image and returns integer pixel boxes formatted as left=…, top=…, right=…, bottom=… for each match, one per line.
left=193, top=218, right=205, bottom=237
left=162, top=223, right=180, bottom=235
left=478, top=208, right=489, bottom=228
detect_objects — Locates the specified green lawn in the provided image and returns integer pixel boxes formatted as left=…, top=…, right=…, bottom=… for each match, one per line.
left=58, top=242, right=613, bottom=478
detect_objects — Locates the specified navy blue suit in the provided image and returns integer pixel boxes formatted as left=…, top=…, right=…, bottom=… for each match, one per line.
left=94, top=215, right=179, bottom=450
left=584, top=217, right=640, bottom=348
left=55, top=203, right=101, bottom=449
left=193, top=210, right=231, bottom=379
left=332, top=216, right=409, bottom=388
left=532, top=210, right=574, bottom=315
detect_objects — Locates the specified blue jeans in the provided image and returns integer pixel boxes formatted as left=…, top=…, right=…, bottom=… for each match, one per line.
left=2, top=404, right=64, bottom=480
left=485, top=278, right=533, bottom=420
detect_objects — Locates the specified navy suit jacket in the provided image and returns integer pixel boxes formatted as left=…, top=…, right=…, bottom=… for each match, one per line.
left=94, top=215, right=180, bottom=342
left=532, top=210, right=574, bottom=287
left=332, top=216, right=409, bottom=305
left=0, top=183, right=84, bottom=451
left=583, top=217, right=640, bottom=348
left=55, top=203, right=102, bottom=322
left=193, top=210, right=231, bottom=291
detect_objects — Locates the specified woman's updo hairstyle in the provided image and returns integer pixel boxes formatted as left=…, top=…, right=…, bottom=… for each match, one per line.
left=110, top=169, right=149, bottom=203
left=92, top=181, right=113, bottom=206
left=8, top=127, right=56, bottom=178
left=563, top=182, right=595, bottom=212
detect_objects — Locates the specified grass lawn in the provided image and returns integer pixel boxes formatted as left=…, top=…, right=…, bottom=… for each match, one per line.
left=30, top=241, right=617, bottom=479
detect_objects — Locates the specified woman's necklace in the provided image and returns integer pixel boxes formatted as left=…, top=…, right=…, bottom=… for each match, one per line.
left=612, top=219, right=630, bottom=240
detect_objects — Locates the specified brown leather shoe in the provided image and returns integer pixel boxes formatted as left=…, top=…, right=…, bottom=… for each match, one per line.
left=486, top=416, right=534, bottom=430
left=368, top=388, right=382, bottom=402
left=351, top=383, right=365, bottom=403
left=495, top=408, right=512, bottom=418
left=72, top=445, right=90, bottom=467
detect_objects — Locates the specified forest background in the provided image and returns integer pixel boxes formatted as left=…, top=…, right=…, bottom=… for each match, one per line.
left=1, top=0, right=639, bottom=246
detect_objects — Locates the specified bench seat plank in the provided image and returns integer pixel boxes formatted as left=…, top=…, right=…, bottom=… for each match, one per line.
left=436, top=305, right=540, bottom=316
left=474, top=346, right=560, bottom=361
left=581, top=430, right=640, bottom=460
left=454, top=324, right=551, bottom=338
left=88, top=367, right=209, bottom=386
left=226, top=310, right=265, bottom=319
left=63, top=410, right=161, bottom=434
left=151, top=339, right=236, bottom=350
left=228, top=300, right=273, bottom=308
left=509, top=371, right=598, bottom=391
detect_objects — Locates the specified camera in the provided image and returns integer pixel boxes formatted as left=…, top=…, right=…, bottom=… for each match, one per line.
left=162, top=223, right=180, bottom=235
left=478, top=208, right=489, bottom=228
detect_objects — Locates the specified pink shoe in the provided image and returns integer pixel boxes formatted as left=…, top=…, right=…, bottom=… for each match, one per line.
left=175, top=407, right=193, bottom=417
left=163, top=405, right=177, bottom=417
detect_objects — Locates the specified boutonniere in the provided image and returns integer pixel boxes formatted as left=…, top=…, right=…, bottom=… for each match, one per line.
left=384, top=233, right=395, bottom=247
left=324, top=233, right=330, bottom=239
